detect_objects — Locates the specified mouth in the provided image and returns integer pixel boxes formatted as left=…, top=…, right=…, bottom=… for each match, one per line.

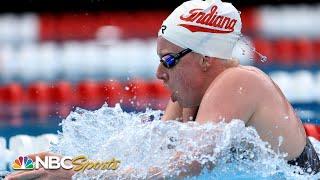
left=171, top=91, right=179, bottom=102
left=163, top=82, right=178, bottom=102
left=171, top=93, right=177, bottom=102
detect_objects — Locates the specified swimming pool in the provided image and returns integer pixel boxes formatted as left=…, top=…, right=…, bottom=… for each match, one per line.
left=45, top=104, right=320, bottom=179
left=1, top=102, right=320, bottom=179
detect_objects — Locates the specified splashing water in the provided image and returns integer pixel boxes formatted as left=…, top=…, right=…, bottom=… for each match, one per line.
left=50, top=104, right=320, bottom=179
left=236, top=35, right=268, bottom=63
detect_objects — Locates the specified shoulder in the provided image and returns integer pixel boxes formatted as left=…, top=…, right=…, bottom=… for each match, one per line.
left=196, top=66, right=271, bottom=122
left=208, top=65, right=271, bottom=93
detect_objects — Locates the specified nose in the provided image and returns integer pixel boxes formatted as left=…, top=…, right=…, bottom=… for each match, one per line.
left=156, top=64, right=169, bottom=82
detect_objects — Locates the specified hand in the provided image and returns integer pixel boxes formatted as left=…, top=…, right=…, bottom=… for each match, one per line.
left=167, top=151, right=209, bottom=179
left=6, top=167, right=75, bottom=180
left=6, top=152, right=76, bottom=180
left=147, top=167, right=164, bottom=180
left=108, top=166, right=164, bottom=179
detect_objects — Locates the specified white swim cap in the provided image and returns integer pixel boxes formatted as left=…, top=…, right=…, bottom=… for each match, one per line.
left=158, top=0, right=242, bottom=60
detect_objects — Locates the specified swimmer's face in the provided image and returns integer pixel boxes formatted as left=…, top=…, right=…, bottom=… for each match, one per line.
left=156, top=37, right=205, bottom=107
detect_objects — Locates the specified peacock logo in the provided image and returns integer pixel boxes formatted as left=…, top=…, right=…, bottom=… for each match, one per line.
left=12, top=156, right=34, bottom=170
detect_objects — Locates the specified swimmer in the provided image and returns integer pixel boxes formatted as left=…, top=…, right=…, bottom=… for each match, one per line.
left=6, top=0, right=319, bottom=179
left=157, top=0, right=320, bottom=175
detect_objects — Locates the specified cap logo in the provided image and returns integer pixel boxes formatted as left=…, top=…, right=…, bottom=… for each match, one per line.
left=161, top=25, right=167, bottom=34
left=178, top=5, right=237, bottom=33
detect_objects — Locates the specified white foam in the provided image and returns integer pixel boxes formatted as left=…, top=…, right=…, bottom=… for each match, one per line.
left=50, top=104, right=320, bottom=179
left=0, top=137, right=7, bottom=170
left=34, top=134, right=58, bottom=153
left=9, top=135, right=36, bottom=159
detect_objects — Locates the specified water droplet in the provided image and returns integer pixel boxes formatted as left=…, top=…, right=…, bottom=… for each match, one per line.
left=278, top=136, right=283, bottom=147
left=238, top=87, right=243, bottom=94
left=282, top=153, right=288, bottom=158
left=307, top=167, right=312, bottom=173
left=125, top=86, right=130, bottom=91
left=239, top=36, right=268, bottom=63
left=260, top=55, right=267, bottom=62
left=249, top=153, right=254, bottom=159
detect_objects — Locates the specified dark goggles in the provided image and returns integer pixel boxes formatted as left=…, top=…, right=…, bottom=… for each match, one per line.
left=160, top=48, right=192, bottom=69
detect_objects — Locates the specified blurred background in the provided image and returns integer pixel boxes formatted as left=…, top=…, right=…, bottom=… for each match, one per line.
left=0, top=0, right=320, bottom=171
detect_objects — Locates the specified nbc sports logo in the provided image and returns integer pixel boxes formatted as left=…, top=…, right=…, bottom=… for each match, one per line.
left=12, top=156, right=34, bottom=170
left=11, top=155, right=120, bottom=171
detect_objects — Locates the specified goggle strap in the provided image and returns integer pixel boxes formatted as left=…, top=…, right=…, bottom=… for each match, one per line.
left=178, top=48, right=192, bottom=57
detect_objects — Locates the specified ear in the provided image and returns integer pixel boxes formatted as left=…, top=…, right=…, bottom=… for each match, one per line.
left=199, top=56, right=211, bottom=72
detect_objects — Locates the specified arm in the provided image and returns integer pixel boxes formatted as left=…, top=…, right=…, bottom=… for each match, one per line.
left=162, top=99, right=199, bottom=122
left=161, top=99, right=183, bottom=121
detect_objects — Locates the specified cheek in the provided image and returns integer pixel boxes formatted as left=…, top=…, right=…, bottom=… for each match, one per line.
left=174, top=70, right=194, bottom=92
left=180, top=74, right=203, bottom=98
left=167, top=71, right=182, bottom=87
left=168, top=66, right=201, bottom=94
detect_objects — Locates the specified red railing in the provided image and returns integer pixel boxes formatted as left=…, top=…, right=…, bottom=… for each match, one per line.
left=0, top=80, right=170, bottom=124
